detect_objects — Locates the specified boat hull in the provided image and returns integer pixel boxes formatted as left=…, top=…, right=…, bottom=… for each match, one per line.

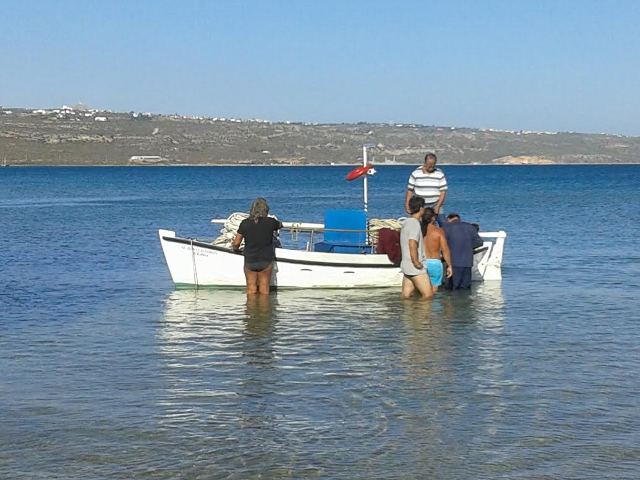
left=159, top=229, right=506, bottom=289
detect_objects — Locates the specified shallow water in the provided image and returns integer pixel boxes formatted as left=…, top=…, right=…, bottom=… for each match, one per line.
left=1, top=165, right=639, bottom=478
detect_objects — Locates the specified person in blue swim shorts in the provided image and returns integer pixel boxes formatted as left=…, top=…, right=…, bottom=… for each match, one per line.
left=424, top=258, right=444, bottom=287
left=421, top=207, right=452, bottom=293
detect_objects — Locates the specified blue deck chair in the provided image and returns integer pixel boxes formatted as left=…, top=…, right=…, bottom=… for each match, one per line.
left=314, top=209, right=372, bottom=253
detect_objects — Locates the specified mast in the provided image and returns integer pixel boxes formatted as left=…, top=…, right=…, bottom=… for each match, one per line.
left=362, top=143, right=375, bottom=212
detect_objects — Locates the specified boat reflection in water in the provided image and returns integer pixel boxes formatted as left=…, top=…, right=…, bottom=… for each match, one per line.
left=156, top=285, right=506, bottom=477
left=157, top=284, right=506, bottom=383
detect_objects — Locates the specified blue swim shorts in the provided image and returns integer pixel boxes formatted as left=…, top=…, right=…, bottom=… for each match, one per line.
left=423, top=259, right=444, bottom=287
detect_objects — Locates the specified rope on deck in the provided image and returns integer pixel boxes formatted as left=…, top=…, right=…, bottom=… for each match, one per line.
left=211, top=212, right=248, bottom=248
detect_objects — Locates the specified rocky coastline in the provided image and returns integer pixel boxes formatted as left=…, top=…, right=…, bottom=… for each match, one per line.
left=2, top=107, right=639, bottom=166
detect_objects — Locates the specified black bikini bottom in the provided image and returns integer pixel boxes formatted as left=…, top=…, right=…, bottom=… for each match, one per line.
left=245, top=260, right=273, bottom=272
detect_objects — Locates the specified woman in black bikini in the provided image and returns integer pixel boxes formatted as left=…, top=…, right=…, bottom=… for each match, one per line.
left=232, top=197, right=282, bottom=295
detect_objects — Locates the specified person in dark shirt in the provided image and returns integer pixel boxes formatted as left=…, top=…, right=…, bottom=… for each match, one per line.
left=442, top=213, right=483, bottom=290
left=232, top=198, right=282, bottom=295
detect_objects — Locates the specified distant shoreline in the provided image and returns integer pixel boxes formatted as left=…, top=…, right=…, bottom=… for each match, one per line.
left=3, top=162, right=640, bottom=168
left=3, top=108, right=640, bottom=166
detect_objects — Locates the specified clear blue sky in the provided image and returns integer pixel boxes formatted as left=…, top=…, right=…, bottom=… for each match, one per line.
left=1, top=0, right=639, bottom=135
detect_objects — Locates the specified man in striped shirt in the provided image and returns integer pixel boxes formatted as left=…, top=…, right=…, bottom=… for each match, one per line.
left=404, top=153, right=448, bottom=221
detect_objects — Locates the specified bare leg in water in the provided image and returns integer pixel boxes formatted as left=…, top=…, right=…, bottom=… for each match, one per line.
left=244, top=264, right=273, bottom=295
left=401, top=273, right=433, bottom=300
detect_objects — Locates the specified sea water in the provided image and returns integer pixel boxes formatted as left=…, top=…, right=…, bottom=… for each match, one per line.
left=1, top=165, right=639, bottom=479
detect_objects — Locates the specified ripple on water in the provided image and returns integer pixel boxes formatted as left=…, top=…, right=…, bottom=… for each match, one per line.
left=2, top=165, right=640, bottom=478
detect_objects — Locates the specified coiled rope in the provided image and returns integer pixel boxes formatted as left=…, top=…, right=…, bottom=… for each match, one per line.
left=211, top=212, right=249, bottom=249
left=367, top=217, right=405, bottom=245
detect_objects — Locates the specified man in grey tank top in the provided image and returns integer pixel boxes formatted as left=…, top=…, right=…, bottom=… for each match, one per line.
left=400, top=196, right=433, bottom=299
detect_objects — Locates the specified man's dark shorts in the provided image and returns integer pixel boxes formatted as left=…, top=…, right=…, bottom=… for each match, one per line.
left=446, top=266, right=472, bottom=290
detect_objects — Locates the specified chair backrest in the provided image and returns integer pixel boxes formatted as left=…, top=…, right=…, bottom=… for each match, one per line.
left=323, top=209, right=367, bottom=245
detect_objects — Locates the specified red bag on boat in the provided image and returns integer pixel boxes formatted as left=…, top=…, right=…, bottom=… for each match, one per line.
left=376, top=228, right=401, bottom=266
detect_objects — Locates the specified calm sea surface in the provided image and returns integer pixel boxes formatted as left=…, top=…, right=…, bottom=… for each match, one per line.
left=1, top=165, right=639, bottom=479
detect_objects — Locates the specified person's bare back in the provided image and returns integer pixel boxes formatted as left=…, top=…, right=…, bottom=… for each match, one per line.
left=424, top=220, right=453, bottom=280
left=424, top=224, right=447, bottom=259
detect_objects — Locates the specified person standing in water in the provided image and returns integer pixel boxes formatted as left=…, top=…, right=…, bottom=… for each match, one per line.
left=400, top=196, right=433, bottom=300
left=232, top=197, right=282, bottom=295
left=421, top=207, right=453, bottom=293
left=442, top=213, right=483, bottom=290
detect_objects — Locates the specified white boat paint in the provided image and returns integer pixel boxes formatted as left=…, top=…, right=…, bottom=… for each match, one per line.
left=158, top=228, right=506, bottom=289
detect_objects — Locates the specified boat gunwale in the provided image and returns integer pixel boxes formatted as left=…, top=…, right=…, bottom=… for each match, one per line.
left=162, top=235, right=400, bottom=269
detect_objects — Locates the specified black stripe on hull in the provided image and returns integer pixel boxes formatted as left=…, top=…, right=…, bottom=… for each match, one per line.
left=162, top=235, right=399, bottom=269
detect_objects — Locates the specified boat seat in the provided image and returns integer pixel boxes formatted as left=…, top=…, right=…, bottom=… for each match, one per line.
left=314, top=209, right=372, bottom=253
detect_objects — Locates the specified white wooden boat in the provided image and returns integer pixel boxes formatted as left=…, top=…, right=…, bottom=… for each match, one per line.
left=158, top=227, right=506, bottom=289
left=158, top=146, right=507, bottom=289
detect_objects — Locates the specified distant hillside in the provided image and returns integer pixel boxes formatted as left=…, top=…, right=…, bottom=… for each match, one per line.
left=2, top=107, right=639, bottom=165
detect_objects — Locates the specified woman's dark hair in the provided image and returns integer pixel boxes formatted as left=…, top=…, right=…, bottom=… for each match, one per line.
left=408, top=195, right=425, bottom=214
left=422, top=207, right=436, bottom=224
left=249, top=197, right=269, bottom=222
left=421, top=207, right=436, bottom=235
